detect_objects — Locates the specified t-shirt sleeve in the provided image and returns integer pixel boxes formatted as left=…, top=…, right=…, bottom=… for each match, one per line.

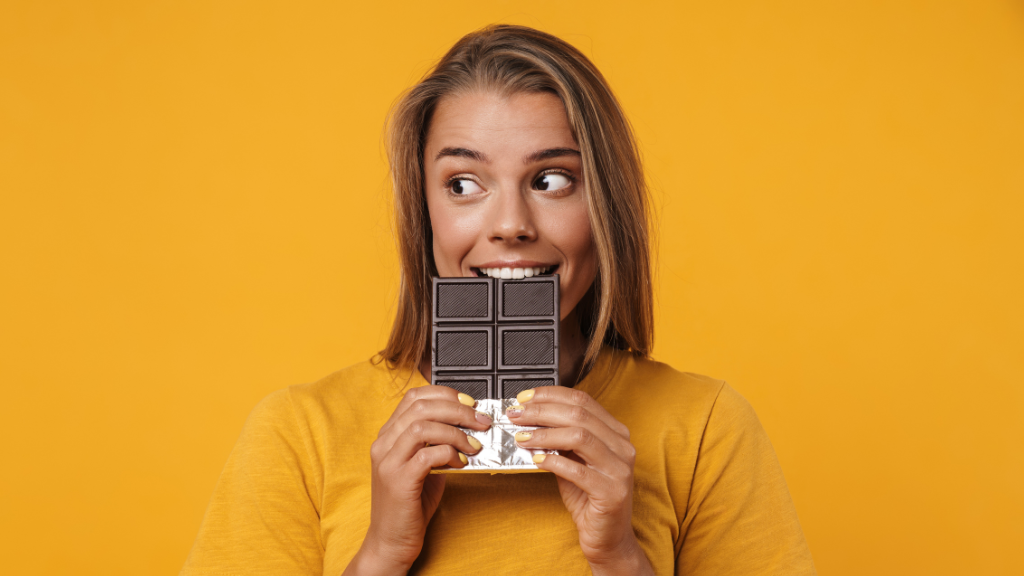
left=676, top=383, right=816, bottom=575
left=181, top=388, right=324, bottom=575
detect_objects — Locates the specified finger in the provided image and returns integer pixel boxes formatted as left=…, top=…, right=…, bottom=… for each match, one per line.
left=514, top=427, right=630, bottom=479
left=506, top=402, right=633, bottom=461
left=380, top=395, right=491, bottom=450
left=531, top=452, right=615, bottom=496
left=390, top=420, right=483, bottom=462
left=514, top=387, right=629, bottom=440
left=404, top=444, right=468, bottom=477
left=379, top=385, right=479, bottom=438
left=388, top=398, right=493, bottom=443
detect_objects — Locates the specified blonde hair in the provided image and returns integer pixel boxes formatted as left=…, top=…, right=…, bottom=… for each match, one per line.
left=381, top=24, right=653, bottom=377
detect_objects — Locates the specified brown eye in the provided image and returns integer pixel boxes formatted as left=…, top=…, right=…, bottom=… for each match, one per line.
left=450, top=178, right=483, bottom=195
left=533, top=173, right=572, bottom=191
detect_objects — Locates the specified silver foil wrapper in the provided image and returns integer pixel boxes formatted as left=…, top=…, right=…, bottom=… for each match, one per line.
left=432, top=398, right=557, bottom=474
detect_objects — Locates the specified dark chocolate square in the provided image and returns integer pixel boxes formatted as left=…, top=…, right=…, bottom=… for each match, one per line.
left=431, top=275, right=560, bottom=398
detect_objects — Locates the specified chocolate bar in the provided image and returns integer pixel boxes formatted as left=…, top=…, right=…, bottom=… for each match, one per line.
left=430, top=275, right=561, bottom=472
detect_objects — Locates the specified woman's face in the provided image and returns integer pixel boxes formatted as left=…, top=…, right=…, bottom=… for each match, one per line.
left=424, top=90, right=597, bottom=320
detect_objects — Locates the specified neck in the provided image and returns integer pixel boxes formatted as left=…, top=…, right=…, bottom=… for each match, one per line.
left=417, top=308, right=590, bottom=387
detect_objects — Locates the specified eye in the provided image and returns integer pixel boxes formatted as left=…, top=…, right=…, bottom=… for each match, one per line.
left=449, top=178, right=484, bottom=196
left=533, top=172, right=573, bottom=192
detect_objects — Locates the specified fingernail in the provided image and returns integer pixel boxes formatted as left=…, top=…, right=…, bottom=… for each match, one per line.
left=532, top=453, right=547, bottom=464
left=468, top=436, right=482, bottom=451
left=514, top=431, right=532, bottom=442
left=459, top=452, right=468, bottom=465
left=506, top=405, right=524, bottom=417
left=516, top=389, right=535, bottom=403
left=458, top=393, right=476, bottom=407
left=475, top=411, right=493, bottom=425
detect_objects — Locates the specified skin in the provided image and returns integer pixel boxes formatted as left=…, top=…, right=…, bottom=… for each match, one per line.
left=344, top=91, right=654, bottom=576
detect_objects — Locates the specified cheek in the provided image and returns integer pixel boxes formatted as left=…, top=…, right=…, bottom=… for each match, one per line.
left=553, top=193, right=595, bottom=266
left=537, top=196, right=598, bottom=311
left=426, top=195, right=479, bottom=276
left=559, top=212, right=596, bottom=269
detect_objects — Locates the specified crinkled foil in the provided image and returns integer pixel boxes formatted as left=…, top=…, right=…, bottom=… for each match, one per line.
left=432, top=399, right=557, bottom=474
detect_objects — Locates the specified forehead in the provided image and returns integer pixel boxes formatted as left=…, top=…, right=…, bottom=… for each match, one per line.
left=426, top=91, right=577, bottom=154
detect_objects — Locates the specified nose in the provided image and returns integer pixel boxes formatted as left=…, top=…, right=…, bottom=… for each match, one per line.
left=488, top=187, right=537, bottom=244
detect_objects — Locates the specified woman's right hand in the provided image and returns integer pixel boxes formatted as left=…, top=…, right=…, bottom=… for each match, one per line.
left=343, top=385, right=492, bottom=576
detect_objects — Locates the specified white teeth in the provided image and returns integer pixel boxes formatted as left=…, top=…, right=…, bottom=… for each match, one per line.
left=477, top=266, right=555, bottom=278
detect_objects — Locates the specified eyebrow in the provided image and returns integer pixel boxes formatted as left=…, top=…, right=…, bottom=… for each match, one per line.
left=523, top=147, right=581, bottom=163
left=435, top=147, right=488, bottom=162
left=433, top=146, right=581, bottom=163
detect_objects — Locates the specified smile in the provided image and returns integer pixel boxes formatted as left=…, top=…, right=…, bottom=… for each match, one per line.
left=471, top=265, right=558, bottom=279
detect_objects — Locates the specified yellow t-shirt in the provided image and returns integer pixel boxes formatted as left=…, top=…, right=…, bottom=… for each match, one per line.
left=181, top=348, right=816, bottom=575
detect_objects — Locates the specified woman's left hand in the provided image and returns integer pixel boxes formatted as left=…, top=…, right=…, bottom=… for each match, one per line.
left=506, top=387, right=655, bottom=576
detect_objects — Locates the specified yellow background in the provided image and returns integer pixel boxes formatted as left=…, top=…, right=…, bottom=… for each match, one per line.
left=2, top=1, right=1022, bottom=574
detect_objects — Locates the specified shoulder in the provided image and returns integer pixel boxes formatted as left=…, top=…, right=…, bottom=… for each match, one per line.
left=593, top=350, right=735, bottom=429
left=288, top=357, right=401, bottom=404
left=246, top=357, right=414, bottom=436
left=592, top=350, right=771, bottom=456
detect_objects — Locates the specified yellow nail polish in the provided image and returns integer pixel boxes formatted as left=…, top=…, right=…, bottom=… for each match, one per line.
left=532, top=453, right=547, bottom=464
left=457, top=393, right=476, bottom=407
left=468, top=436, right=482, bottom=450
left=515, top=431, right=533, bottom=442
left=459, top=452, right=468, bottom=464
left=516, top=389, right=535, bottom=403
left=506, top=404, right=525, bottom=416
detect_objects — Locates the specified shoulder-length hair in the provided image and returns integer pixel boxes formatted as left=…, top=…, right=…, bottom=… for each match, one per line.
left=380, top=24, right=653, bottom=377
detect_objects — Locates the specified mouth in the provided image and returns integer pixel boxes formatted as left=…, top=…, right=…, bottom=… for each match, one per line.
left=470, top=264, right=559, bottom=279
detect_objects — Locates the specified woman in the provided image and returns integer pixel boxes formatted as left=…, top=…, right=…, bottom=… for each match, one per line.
left=182, top=25, right=815, bottom=576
